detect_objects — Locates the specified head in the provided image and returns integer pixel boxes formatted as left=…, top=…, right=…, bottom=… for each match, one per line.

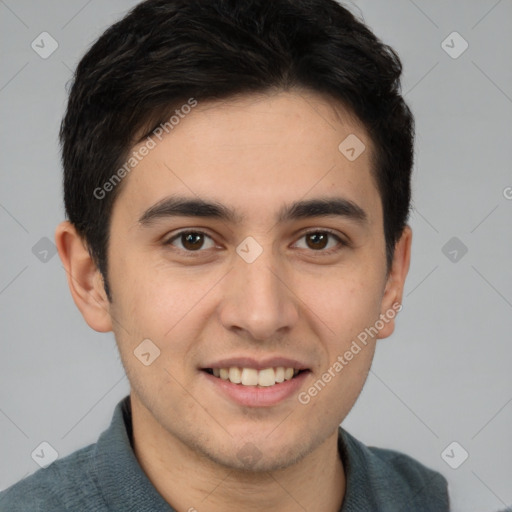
left=56, top=0, right=413, bottom=472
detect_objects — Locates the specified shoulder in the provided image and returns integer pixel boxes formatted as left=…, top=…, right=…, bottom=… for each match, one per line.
left=368, top=443, right=449, bottom=497
left=0, top=443, right=105, bottom=512
left=339, top=428, right=450, bottom=511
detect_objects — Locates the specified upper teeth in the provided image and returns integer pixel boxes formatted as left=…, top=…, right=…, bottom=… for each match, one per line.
left=212, top=367, right=299, bottom=386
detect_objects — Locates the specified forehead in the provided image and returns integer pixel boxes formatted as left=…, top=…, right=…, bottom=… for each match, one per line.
left=113, top=90, right=381, bottom=227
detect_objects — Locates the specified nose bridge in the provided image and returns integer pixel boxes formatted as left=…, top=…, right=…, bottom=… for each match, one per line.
left=219, top=238, right=299, bottom=339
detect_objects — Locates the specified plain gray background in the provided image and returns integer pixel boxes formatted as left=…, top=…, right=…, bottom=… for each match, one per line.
left=0, top=1, right=511, bottom=511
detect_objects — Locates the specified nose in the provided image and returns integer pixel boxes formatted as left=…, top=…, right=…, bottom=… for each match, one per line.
left=218, top=246, right=300, bottom=341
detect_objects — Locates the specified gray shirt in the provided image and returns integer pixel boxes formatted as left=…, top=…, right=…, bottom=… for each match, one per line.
left=0, top=395, right=450, bottom=511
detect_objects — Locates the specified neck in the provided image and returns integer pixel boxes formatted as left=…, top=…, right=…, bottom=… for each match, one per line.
left=130, top=398, right=346, bottom=512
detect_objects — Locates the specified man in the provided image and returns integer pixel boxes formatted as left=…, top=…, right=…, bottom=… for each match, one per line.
left=0, top=0, right=450, bottom=510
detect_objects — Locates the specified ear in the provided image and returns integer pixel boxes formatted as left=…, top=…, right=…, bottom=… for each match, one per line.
left=55, top=221, right=112, bottom=332
left=377, top=225, right=412, bottom=339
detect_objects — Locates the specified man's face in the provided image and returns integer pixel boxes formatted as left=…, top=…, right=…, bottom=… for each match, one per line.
left=104, top=90, right=404, bottom=471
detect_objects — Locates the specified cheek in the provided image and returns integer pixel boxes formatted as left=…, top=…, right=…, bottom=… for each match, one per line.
left=300, top=264, right=385, bottom=341
left=109, top=268, right=204, bottom=397
left=297, top=265, right=383, bottom=403
left=299, top=338, right=376, bottom=428
left=111, top=258, right=223, bottom=356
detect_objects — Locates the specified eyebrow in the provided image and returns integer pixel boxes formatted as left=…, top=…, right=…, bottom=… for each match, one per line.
left=138, top=195, right=368, bottom=226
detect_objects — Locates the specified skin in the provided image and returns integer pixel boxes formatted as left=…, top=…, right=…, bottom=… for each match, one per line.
left=56, top=90, right=412, bottom=512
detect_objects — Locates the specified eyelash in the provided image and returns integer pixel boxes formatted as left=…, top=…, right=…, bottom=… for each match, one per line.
left=163, top=229, right=348, bottom=256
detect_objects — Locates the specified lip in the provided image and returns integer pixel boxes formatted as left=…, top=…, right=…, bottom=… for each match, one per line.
left=201, top=356, right=310, bottom=371
left=200, top=368, right=311, bottom=407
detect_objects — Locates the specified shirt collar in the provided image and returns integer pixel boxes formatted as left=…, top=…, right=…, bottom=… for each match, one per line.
left=94, top=395, right=175, bottom=512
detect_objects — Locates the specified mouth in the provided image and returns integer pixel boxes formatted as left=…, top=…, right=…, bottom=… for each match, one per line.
left=202, top=367, right=309, bottom=387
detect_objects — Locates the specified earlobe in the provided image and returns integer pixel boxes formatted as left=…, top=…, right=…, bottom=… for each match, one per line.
left=377, top=225, right=412, bottom=339
left=55, top=221, right=113, bottom=333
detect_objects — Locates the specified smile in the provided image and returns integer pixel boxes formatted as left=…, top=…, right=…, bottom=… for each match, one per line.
left=203, top=367, right=305, bottom=387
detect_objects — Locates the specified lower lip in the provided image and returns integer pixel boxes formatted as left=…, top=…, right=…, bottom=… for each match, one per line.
left=201, top=370, right=310, bottom=407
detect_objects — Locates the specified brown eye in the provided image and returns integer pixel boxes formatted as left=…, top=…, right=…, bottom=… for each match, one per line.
left=305, top=232, right=329, bottom=250
left=165, top=231, right=215, bottom=252
left=181, top=232, right=204, bottom=250
left=294, top=230, right=345, bottom=253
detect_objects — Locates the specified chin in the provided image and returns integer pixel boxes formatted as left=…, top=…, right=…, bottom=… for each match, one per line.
left=201, top=434, right=315, bottom=474
left=218, top=448, right=309, bottom=473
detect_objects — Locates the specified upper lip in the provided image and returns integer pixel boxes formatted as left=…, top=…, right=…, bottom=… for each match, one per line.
left=202, top=356, right=310, bottom=371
